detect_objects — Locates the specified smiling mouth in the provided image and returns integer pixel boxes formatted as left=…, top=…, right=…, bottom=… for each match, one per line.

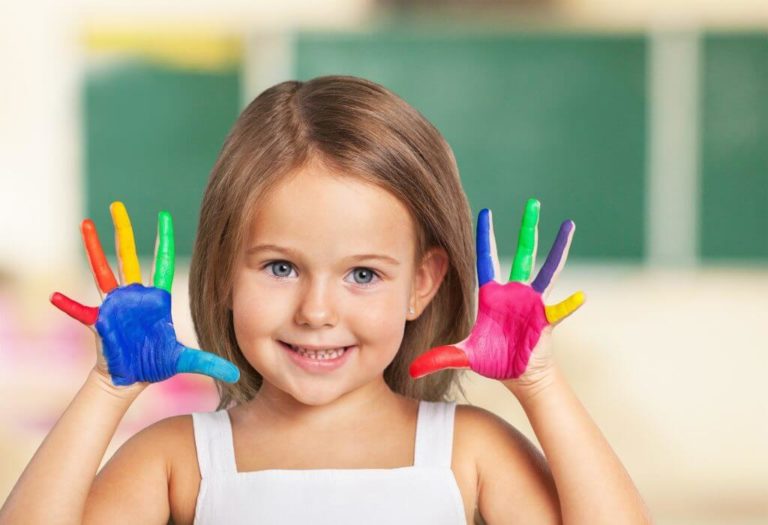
left=279, top=341, right=352, bottom=360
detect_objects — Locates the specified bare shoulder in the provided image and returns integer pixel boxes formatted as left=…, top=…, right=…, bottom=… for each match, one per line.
left=453, top=403, right=542, bottom=464
left=132, top=413, right=195, bottom=452
left=120, top=413, right=198, bottom=479
left=154, top=414, right=202, bottom=525
left=93, top=413, right=200, bottom=525
left=454, top=404, right=561, bottom=524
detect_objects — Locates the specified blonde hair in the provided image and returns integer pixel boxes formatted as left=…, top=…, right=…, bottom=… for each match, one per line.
left=189, top=75, right=476, bottom=410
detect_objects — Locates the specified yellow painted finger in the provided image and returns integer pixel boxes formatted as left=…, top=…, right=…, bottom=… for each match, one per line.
left=110, top=201, right=142, bottom=284
left=545, top=291, right=586, bottom=325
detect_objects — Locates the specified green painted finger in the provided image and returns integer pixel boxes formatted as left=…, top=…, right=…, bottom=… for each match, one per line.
left=152, top=211, right=175, bottom=293
left=509, top=198, right=540, bottom=282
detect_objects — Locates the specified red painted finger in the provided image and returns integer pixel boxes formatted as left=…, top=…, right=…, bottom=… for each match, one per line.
left=50, top=292, right=99, bottom=326
left=409, top=345, right=471, bottom=379
left=81, top=219, right=118, bottom=294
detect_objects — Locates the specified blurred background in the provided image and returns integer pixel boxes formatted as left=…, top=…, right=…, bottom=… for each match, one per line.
left=1, top=0, right=767, bottom=523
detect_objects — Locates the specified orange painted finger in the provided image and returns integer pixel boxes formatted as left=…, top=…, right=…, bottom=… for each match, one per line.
left=545, top=291, right=586, bottom=325
left=409, top=345, right=471, bottom=379
left=50, top=292, right=99, bottom=325
left=81, top=219, right=118, bottom=294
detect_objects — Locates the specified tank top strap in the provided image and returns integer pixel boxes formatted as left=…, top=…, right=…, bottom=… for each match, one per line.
left=191, top=410, right=238, bottom=478
left=413, top=400, right=457, bottom=468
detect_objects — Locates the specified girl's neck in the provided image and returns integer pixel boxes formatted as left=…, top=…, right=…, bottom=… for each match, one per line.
left=236, top=376, right=409, bottom=434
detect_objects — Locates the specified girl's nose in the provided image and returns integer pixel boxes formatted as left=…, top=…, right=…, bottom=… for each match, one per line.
left=294, top=279, right=338, bottom=328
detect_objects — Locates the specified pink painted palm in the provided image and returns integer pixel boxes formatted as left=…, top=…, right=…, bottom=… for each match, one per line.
left=409, top=199, right=585, bottom=381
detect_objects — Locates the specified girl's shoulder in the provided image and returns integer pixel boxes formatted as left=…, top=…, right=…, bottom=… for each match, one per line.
left=453, top=403, right=517, bottom=474
left=152, top=414, right=201, bottom=525
left=83, top=413, right=197, bottom=524
left=453, top=402, right=546, bottom=463
left=453, top=402, right=524, bottom=447
left=453, top=403, right=560, bottom=523
left=454, top=403, right=544, bottom=477
left=109, top=413, right=200, bottom=524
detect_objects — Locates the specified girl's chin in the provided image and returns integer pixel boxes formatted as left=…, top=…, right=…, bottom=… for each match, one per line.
left=286, top=385, right=349, bottom=407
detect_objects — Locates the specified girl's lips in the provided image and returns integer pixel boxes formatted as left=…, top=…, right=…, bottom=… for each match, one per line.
left=278, top=340, right=355, bottom=373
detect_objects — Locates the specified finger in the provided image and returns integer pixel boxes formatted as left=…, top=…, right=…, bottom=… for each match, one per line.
left=545, top=291, right=586, bottom=325
left=81, top=219, right=118, bottom=295
left=110, top=201, right=142, bottom=285
left=531, top=220, right=575, bottom=298
left=175, top=347, right=241, bottom=383
left=409, top=345, right=471, bottom=379
left=476, top=208, right=502, bottom=286
left=152, top=211, right=175, bottom=293
left=50, top=292, right=99, bottom=326
left=509, top=198, right=540, bottom=283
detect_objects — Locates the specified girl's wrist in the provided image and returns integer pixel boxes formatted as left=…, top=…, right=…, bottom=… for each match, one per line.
left=502, top=362, right=563, bottom=406
left=86, top=367, right=148, bottom=403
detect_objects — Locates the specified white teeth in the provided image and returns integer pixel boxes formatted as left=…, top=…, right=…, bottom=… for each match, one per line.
left=290, top=344, right=347, bottom=360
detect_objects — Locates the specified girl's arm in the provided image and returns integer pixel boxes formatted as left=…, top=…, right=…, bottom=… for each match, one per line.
left=409, top=201, right=651, bottom=523
left=0, top=368, right=161, bottom=524
left=504, top=363, right=652, bottom=523
left=2, top=202, right=239, bottom=524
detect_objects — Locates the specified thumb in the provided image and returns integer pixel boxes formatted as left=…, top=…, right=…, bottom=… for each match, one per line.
left=409, top=342, right=471, bottom=379
left=175, top=347, right=241, bottom=383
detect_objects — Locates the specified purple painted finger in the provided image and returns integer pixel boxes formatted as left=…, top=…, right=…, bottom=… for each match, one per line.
left=531, top=220, right=574, bottom=294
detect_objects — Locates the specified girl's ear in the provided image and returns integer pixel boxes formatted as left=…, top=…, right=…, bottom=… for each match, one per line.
left=409, top=247, right=449, bottom=318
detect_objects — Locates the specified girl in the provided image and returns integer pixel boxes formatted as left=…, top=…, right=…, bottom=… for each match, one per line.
left=0, top=75, right=650, bottom=524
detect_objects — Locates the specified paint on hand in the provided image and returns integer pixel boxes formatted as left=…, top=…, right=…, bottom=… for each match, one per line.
left=409, top=200, right=585, bottom=380
left=50, top=202, right=240, bottom=386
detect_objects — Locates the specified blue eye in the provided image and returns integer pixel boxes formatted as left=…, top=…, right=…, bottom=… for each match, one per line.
left=267, top=261, right=295, bottom=278
left=348, top=267, right=379, bottom=286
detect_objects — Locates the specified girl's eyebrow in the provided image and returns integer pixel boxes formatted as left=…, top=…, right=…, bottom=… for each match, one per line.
left=246, top=243, right=400, bottom=266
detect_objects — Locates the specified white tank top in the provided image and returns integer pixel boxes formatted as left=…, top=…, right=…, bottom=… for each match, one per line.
left=191, top=400, right=466, bottom=524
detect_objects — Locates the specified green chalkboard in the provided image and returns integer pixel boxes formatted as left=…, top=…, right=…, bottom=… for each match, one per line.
left=295, top=29, right=647, bottom=261
left=84, top=60, right=241, bottom=265
left=700, top=33, right=768, bottom=261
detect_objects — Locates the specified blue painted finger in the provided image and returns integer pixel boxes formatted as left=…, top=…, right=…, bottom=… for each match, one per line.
left=176, top=347, right=241, bottom=383
left=531, top=220, right=574, bottom=295
left=476, top=208, right=501, bottom=286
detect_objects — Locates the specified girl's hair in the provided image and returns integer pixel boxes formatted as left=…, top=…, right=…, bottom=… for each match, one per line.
left=189, top=75, right=476, bottom=410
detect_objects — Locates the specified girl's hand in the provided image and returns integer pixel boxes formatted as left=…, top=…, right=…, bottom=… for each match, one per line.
left=50, top=201, right=240, bottom=389
left=409, top=198, right=584, bottom=387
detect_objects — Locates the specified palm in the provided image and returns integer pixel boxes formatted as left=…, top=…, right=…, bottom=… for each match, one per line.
left=409, top=198, right=584, bottom=381
left=51, top=202, right=240, bottom=387
left=464, top=281, right=549, bottom=379
left=96, top=284, right=185, bottom=384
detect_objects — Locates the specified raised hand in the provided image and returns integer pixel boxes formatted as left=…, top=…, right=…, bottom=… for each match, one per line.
left=50, top=202, right=240, bottom=387
left=409, top=198, right=584, bottom=381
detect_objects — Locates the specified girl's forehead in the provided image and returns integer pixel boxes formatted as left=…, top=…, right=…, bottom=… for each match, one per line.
left=247, top=167, right=416, bottom=258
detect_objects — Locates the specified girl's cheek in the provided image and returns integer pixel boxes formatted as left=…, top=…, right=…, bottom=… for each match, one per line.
left=347, top=294, right=407, bottom=343
left=231, top=278, right=292, bottom=345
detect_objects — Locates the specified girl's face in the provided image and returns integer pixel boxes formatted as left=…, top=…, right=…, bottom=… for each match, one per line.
left=231, top=161, right=432, bottom=408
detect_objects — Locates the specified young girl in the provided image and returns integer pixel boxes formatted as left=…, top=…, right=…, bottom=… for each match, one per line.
left=0, top=75, right=650, bottom=524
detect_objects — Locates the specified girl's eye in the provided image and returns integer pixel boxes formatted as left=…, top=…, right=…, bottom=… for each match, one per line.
left=266, top=261, right=296, bottom=279
left=346, top=267, right=380, bottom=287
left=264, top=261, right=380, bottom=287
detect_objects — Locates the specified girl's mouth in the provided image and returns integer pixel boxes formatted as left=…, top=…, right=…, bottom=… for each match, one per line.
left=278, top=340, right=356, bottom=372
